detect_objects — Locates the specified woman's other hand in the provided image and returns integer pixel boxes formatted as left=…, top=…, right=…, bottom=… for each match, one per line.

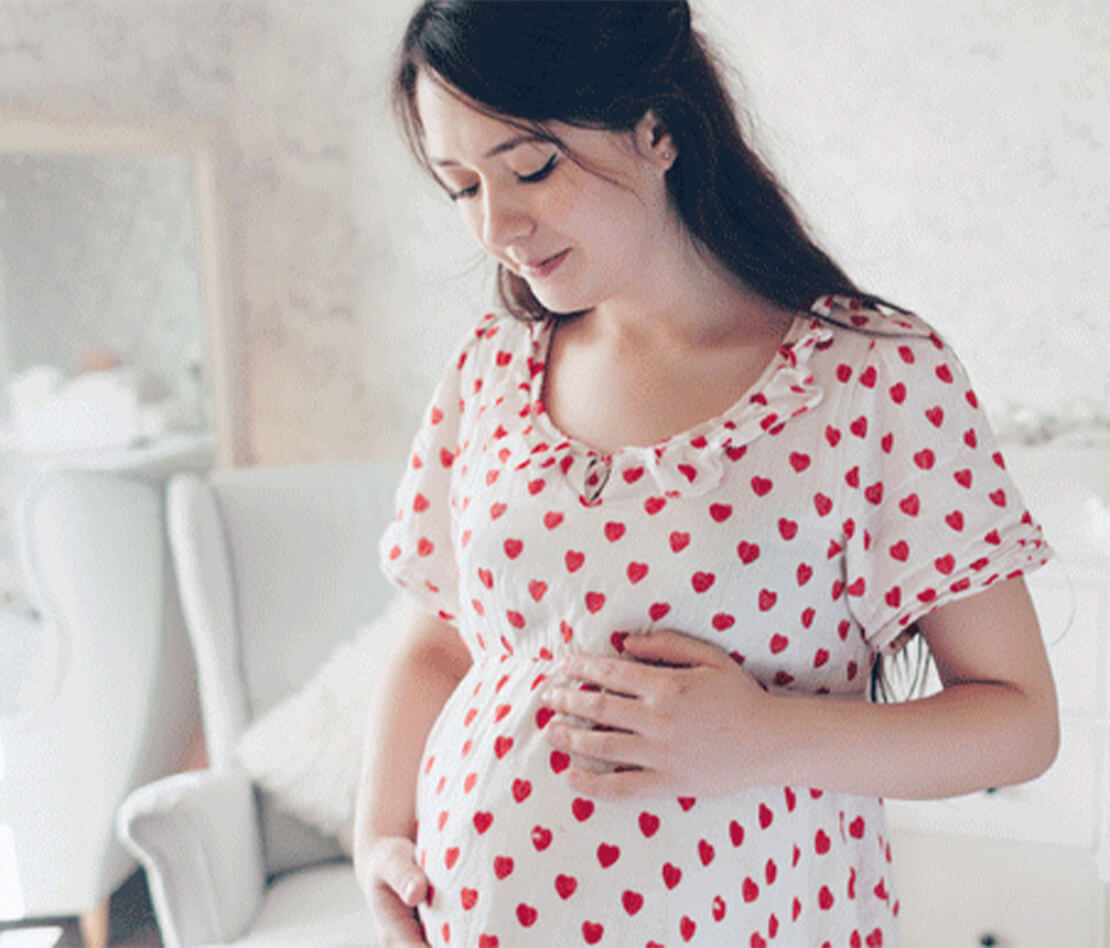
left=540, top=628, right=776, bottom=799
left=358, top=835, right=430, bottom=947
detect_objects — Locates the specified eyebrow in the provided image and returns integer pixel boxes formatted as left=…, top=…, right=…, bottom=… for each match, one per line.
left=430, top=134, right=550, bottom=168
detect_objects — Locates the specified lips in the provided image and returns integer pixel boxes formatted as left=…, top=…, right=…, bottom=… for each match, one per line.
left=519, top=249, right=570, bottom=278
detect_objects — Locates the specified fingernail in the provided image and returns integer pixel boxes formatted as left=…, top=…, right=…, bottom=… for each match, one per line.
left=403, top=879, right=418, bottom=902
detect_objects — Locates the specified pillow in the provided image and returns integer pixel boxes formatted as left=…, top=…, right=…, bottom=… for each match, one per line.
left=234, top=594, right=407, bottom=855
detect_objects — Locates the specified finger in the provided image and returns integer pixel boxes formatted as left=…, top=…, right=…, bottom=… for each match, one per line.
left=543, top=682, right=660, bottom=734
left=544, top=718, right=657, bottom=770
left=622, top=627, right=730, bottom=668
left=372, top=837, right=429, bottom=907
left=369, top=888, right=428, bottom=947
left=564, top=763, right=666, bottom=800
left=559, top=651, right=668, bottom=699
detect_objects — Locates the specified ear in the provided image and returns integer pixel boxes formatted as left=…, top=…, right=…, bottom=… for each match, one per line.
left=634, top=110, right=676, bottom=172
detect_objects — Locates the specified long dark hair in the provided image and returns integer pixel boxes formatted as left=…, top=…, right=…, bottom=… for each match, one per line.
left=392, top=0, right=882, bottom=324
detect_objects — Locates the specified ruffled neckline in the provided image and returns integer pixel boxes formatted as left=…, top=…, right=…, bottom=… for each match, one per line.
left=518, top=310, right=834, bottom=504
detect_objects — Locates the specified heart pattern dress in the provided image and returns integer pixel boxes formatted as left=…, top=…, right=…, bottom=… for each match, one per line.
left=379, top=296, right=1050, bottom=947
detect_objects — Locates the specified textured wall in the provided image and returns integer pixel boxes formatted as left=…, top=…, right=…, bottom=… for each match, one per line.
left=0, top=0, right=1105, bottom=463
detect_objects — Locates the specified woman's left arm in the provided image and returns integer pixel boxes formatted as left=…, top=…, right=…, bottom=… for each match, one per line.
left=541, top=576, right=1060, bottom=800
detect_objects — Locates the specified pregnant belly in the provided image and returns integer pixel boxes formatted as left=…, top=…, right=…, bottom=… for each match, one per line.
left=411, top=657, right=897, bottom=947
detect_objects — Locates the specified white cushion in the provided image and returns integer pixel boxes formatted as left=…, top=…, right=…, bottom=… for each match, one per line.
left=234, top=596, right=406, bottom=855
left=209, top=861, right=378, bottom=948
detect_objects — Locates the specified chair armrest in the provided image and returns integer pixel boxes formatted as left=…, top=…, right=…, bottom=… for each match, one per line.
left=117, top=767, right=265, bottom=948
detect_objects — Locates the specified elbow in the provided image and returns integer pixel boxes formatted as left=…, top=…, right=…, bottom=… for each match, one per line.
left=1017, top=691, right=1060, bottom=784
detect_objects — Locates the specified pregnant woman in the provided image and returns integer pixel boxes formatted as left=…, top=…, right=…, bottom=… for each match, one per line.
left=354, top=3, right=1059, bottom=946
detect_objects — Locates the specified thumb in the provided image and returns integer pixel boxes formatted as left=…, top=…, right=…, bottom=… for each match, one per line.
left=371, top=836, right=429, bottom=907
left=622, top=627, right=728, bottom=668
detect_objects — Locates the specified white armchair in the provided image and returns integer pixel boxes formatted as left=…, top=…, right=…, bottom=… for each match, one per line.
left=0, top=468, right=200, bottom=944
left=117, top=460, right=402, bottom=947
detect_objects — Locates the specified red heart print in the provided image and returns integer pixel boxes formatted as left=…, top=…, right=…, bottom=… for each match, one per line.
left=490, top=502, right=507, bottom=520
left=494, top=703, right=511, bottom=722
left=712, top=895, right=726, bottom=921
left=815, top=828, right=831, bottom=854
left=885, top=586, right=902, bottom=608
left=516, top=903, right=537, bottom=927
left=846, top=466, right=860, bottom=488
left=644, top=496, right=667, bottom=515
left=954, top=469, right=973, bottom=488
left=464, top=771, right=478, bottom=792
left=814, top=648, right=829, bottom=667
left=691, top=571, right=716, bottom=593
left=925, top=406, right=944, bottom=427
left=639, top=811, right=661, bottom=837
left=416, top=537, right=434, bottom=557
left=797, top=563, right=813, bottom=585
left=945, top=511, right=965, bottom=531
left=850, top=416, right=868, bottom=438
left=889, top=381, right=906, bottom=403
left=825, top=425, right=842, bottom=447
left=759, top=803, right=774, bottom=828
left=742, top=877, right=760, bottom=902
left=535, top=706, right=554, bottom=729
left=678, top=463, right=698, bottom=483
left=597, top=843, right=621, bottom=868
left=965, top=428, right=979, bottom=449
left=473, top=811, right=493, bottom=834
left=621, top=890, right=644, bottom=915
left=890, top=540, right=909, bottom=561
left=478, top=568, right=494, bottom=589
left=582, top=922, right=604, bottom=945
left=512, top=779, right=531, bottom=803
left=765, top=858, right=778, bottom=885
left=710, top=503, right=733, bottom=522
left=729, top=820, right=745, bottom=846
left=528, top=478, right=545, bottom=495
left=604, top=521, right=626, bottom=542
left=897, top=345, right=915, bottom=364
left=586, top=591, right=606, bottom=613
left=572, top=797, right=595, bottom=821
left=860, top=365, right=878, bottom=387
left=555, top=874, right=577, bottom=899
left=494, top=736, right=513, bottom=758
left=899, top=493, right=921, bottom=517
left=445, top=847, right=460, bottom=869
left=504, top=538, right=523, bottom=559
left=460, top=887, right=477, bottom=909
left=801, top=607, right=815, bottom=628
left=836, top=363, right=853, bottom=383
left=678, top=796, right=697, bottom=810
left=506, top=610, right=525, bottom=629
left=565, top=550, right=585, bottom=572
left=848, top=577, right=866, bottom=596
left=849, top=816, right=865, bottom=838
left=698, top=839, right=715, bottom=866
left=814, top=492, right=833, bottom=516
left=531, top=825, right=553, bottom=850
left=528, top=580, right=547, bottom=602
left=936, top=364, right=954, bottom=383
left=865, top=482, right=883, bottom=505
left=662, top=863, right=683, bottom=889
left=623, top=465, right=645, bottom=483
left=543, top=511, right=564, bottom=530
left=935, top=554, right=956, bottom=574
left=751, top=476, right=774, bottom=496
left=990, top=489, right=1007, bottom=507
left=493, top=855, right=514, bottom=879
left=670, top=531, right=691, bottom=552
left=627, top=561, right=649, bottom=583
left=649, top=602, right=671, bottom=621
left=790, top=451, right=812, bottom=472
left=611, top=631, right=629, bottom=653
left=550, top=750, right=570, bottom=773
left=712, top=612, right=735, bottom=630
left=681, top=916, right=697, bottom=942
left=760, top=590, right=779, bottom=612
left=778, top=518, right=798, bottom=540
left=913, top=449, right=935, bottom=470
left=737, top=541, right=760, bottom=564
left=819, top=885, right=835, bottom=909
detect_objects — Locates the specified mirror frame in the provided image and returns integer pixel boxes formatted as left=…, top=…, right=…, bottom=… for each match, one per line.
left=0, top=109, right=240, bottom=466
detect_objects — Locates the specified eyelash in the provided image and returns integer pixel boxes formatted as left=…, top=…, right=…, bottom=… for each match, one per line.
left=448, top=153, right=559, bottom=202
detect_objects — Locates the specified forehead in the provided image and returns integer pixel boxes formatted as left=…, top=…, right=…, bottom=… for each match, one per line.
left=414, top=73, right=530, bottom=162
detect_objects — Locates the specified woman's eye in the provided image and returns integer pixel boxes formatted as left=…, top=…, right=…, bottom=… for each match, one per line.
left=448, top=182, right=479, bottom=202
left=517, top=153, right=558, bottom=183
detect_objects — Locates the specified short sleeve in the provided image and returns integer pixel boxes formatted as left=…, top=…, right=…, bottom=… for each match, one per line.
left=378, top=337, right=473, bottom=623
left=840, top=329, right=1052, bottom=654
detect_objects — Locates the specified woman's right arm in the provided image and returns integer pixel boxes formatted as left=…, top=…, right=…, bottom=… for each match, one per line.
left=353, top=594, right=473, bottom=946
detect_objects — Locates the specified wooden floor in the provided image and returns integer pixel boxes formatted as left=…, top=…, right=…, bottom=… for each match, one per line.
left=0, top=870, right=162, bottom=947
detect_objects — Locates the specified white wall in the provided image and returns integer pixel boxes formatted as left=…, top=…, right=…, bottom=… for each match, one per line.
left=0, top=0, right=1105, bottom=462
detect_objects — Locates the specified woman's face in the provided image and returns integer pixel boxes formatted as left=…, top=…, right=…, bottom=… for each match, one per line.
left=415, top=72, right=677, bottom=316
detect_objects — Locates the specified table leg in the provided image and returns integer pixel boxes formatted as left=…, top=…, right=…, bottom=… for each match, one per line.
left=79, top=900, right=109, bottom=947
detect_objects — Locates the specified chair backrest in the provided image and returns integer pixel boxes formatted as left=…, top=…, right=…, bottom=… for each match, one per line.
left=166, top=459, right=402, bottom=876
left=3, top=469, right=198, bottom=913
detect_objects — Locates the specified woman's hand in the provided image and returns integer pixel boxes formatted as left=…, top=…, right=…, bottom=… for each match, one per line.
left=540, top=628, right=777, bottom=799
left=357, top=835, right=430, bottom=947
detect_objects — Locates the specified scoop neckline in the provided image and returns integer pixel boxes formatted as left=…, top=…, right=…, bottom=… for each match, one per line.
left=526, top=311, right=815, bottom=461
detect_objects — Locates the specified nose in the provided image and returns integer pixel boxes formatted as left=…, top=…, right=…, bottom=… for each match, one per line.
left=480, top=183, right=533, bottom=251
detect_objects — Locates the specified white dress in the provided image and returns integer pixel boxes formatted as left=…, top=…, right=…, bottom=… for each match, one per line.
left=380, top=296, right=1050, bottom=948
